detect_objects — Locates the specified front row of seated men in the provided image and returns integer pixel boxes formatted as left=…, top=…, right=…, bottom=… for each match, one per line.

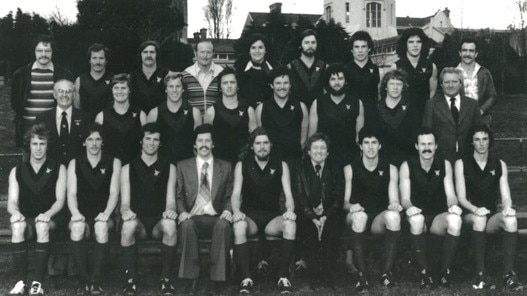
left=7, top=121, right=523, bottom=295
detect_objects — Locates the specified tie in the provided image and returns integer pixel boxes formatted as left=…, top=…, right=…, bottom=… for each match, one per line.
left=60, top=111, right=69, bottom=139
left=315, top=164, right=322, bottom=178
left=450, top=97, right=459, bottom=124
left=200, top=162, right=211, bottom=202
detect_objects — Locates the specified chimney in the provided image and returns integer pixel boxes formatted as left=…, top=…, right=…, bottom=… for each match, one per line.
left=269, top=2, right=282, bottom=14
left=193, top=32, right=201, bottom=39
left=443, top=7, right=450, bottom=18
left=200, top=28, right=208, bottom=39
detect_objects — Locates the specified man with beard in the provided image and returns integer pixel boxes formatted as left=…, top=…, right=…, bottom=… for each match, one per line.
left=308, top=63, right=364, bottom=168
left=456, top=38, right=497, bottom=126
left=423, top=67, right=482, bottom=163
left=120, top=123, right=178, bottom=295
left=346, top=31, right=380, bottom=128
left=7, top=123, right=67, bottom=295
left=455, top=125, right=523, bottom=291
left=175, top=124, right=233, bottom=295
left=74, top=43, right=114, bottom=120
left=255, top=66, right=309, bottom=163
left=399, top=127, right=462, bottom=289
left=287, top=29, right=327, bottom=108
left=129, top=41, right=170, bottom=113
left=11, top=35, right=73, bottom=147
left=343, top=127, right=401, bottom=291
left=231, top=127, right=297, bottom=294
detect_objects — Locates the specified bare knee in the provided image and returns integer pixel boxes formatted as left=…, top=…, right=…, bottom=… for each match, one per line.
left=502, top=216, right=518, bottom=232
left=121, top=220, right=138, bottom=245
left=446, top=214, right=462, bottom=236
left=282, top=220, right=296, bottom=240
left=94, top=221, right=109, bottom=243
left=350, top=212, right=368, bottom=232
left=233, top=220, right=248, bottom=244
left=11, top=221, right=27, bottom=243
left=70, top=221, right=86, bottom=241
left=161, top=219, right=177, bottom=238
left=384, top=210, right=401, bottom=231
left=472, top=216, right=488, bottom=232
left=408, top=214, right=425, bottom=234
left=35, top=222, right=50, bottom=242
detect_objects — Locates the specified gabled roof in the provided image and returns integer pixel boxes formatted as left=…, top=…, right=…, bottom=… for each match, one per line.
left=396, top=15, right=433, bottom=28
left=247, top=12, right=322, bottom=28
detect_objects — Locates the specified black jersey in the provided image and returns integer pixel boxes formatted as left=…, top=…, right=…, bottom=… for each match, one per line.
left=260, top=98, right=303, bottom=161
left=16, top=159, right=60, bottom=218
left=346, top=59, right=380, bottom=128
left=317, top=93, right=360, bottom=165
left=238, top=61, right=272, bottom=107
left=129, top=67, right=170, bottom=113
left=156, top=101, right=194, bottom=163
left=288, top=58, right=326, bottom=108
left=129, top=156, right=170, bottom=217
left=212, top=99, right=250, bottom=163
left=102, top=106, right=142, bottom=165
left=75, top=154, right=114, bottom=219
left=78, top=72, right=113, bottom=120
left=396, top=57, right=433, bottom=115
left=350, top=157, right=391, bottom=213
left=241, top=156, right=283, bottom=213
left=462, top=155, right=502, bottom=212
left=407, top=156, right=448, bottom=215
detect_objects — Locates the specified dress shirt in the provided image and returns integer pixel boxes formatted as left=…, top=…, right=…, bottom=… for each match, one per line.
left=55, top=106, right=72, bottom=134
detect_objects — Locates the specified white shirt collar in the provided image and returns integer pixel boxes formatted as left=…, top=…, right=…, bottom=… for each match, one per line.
left=186, top=62, right=223, bottom=78
left=244, top=60, right=273, bottom=72
left=444, top=94, right=461, bottom=110
left=55, top=106, right=73, bottom=133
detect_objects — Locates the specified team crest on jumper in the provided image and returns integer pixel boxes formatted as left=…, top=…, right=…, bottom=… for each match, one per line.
left=74, top=119, right=81, bottom=126
left=183, top=109, right=189, bottom=115
left=369, top=68, right=374, bottom=74
left=132, top=112, right=137, bottom=118
left=46, top=168, right=52, bottom=174
left=105, top=80, right=110, bottom=85
left=154, top=170, right=160, bottom=176
left=421, top=68, right=427, bottom=73
left=156, top=77, right=161, bottom=83
left=379, top=170, right=384, bottom=176
left=346, top=104, right=351, bottom=110
left=490, top=170, right=495, bottom=176
left=316, top=67, right=320, bottom=72
left=239, top=110, right=244, bottom=116
left=270, top=168, right=276, bottom=175
left=100, top=168, right=106, bottom=174
left=402, top=105, right=407, bottom=110
left=290, top=105, right=295, bottom=111
left=435, top=170, right=440, bottom=176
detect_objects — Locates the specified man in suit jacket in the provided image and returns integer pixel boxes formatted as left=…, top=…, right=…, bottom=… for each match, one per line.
left=176, top=124, right=233, bottom=294
left=422, top=67, right=482, bottom=163
left=35, top=79, right=88, bottom=165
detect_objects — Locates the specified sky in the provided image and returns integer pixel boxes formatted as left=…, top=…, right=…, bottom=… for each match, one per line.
left=0, top=0, right=520, bottom=38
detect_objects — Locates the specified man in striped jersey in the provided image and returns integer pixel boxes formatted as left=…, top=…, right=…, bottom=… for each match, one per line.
left=11, top=35, right=73, bottom=147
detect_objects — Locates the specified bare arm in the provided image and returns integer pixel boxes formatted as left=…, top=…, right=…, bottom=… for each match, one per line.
left=94, top=111, right=104, bottom=125
left=499, top=160, right=513, bottom=210
left=300, top=102, right=309, bottom=147
left=146, top=107, right=158, bottom=123
left=387, top=164, right=401, bottom=209
left=342, top=165, right=353, bottom=212
left=429, top=63, right=438, bottom=98
left=247, top=107, right=257, bottom=132
left=139, top=111, right=147, bottom=126
left=281, top=161, right=295, bottom=213
left=120, top=164, right=135, bottom=219
left=193, top=107, right=202, bottom=129
left=399, top=161, right=414, bottom=209
left=203, top=106, right=215, bottom=125
left=73, top=77, right=81, bottom=109
left=103, top=158, right=121, bottom=217
left=308, top=99, right=318, bottom=137
left=255, top=104, right=263, bottom=127
left=230, top=161, right=245, bottom=221
left=355, top=100, right=365, bottom=143
left=7, top=167, right=22, bottom=219
left=66, top=159, right=83, bottom=220
left=443, top=160, right=458, bottom=208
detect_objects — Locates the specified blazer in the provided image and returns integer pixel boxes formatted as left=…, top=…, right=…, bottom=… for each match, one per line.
left=422, top=93, right=482, bottom=163
left=175, top=157, right=233, bottom=214
left=34, top=107, right=89, bottom=165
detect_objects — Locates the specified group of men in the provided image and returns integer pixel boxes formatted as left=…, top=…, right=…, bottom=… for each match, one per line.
left=7, top=25, right=519, bottom=296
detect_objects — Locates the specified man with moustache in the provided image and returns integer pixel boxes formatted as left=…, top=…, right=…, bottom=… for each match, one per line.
left=175, top=124, right=233, bottom=294
left=455, top=125, right=523, bottom=291
left=399, top=127, right=462, bottom=289
left=456, top=38, right=497, bottom=126
left=346, top=31, right=380, bottom=128
left=7, top=123, right=67, bottom=295
left=120, top=123, right=178, bottom=295
left=287, top=29, right=327, bottom=108
left=183, top=39, right=224, bottom=114
left=308, top=63, right=364, bottom=168
left=423, top=67, right=482, bottom=163
left=73, top=43, right=114, bottom=120
left=129, top=41, right=170, bottom=113
left=231, top=127, right=297, bottom=294
left=67, top=124, right=121, bottom=295
left=11, top=35, right=73, bottom=147
left=35, top=79, right=89, bottom=165
left=343, top=127, right=401, bottom=291
left=255, top=66, right=309, bottom=163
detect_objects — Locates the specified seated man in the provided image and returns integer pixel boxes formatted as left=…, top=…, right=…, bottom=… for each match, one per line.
left=343, top=127, right=402, bottom=291
left=400, top=127, right=462, bottom=288
left=176, top=124, right=233, bottom=294
left=67, top=124, right=121, bottom=295
left=455, top=125, right=523, bottom=291
left=120, top=123, right=178, bottom=295
left=8, top=123, right=67, bottom=295
left=231, top=127, right=297, bottom=294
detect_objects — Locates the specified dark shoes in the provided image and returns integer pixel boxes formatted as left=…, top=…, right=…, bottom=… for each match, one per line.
left=439, top=268, right=452, bottom=288
left=239, top=278, right=254, bottom=294
left=472, top=272, right=495, bottom=290
left=185, top=279, right=197, bottom=295
left=160, top=278, right=176, bottom=295
left=504, top=272, right=524, bottom=291
left=381, top=272, right=395, bottom=288
left=277, top=277, right=293, bottom=294
left=354, top=272, right=369, bottom=293
left=122, top=278, right=136, bottom=296
left=75, top=282, right=90, bottom=295
left=419, top=270, right=435, bottom=289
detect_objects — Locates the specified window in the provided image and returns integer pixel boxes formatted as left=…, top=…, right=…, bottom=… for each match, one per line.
left=345, top=2, right=350, bottom=23
left=325, top=5, right=332, bottom=20
left=366, top=2, right=381, bottom=28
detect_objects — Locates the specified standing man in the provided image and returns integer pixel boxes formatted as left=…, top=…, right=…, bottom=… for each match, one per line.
left=7, top=123, right=67, bottom=295
left=400, top=127, right=462, bottom=288
left=176, top=124, right=233, bottom=294
left=255, top=66, right=309, bottom=163
left=11, top=35, right=73, bottom=147
left=67, top=124, right=121, bottom=295
left=182, top=40, right=224, bottom=114
left=343, top=127, right=402, bottom=291
left=231, top=127, right=297, bottom=294
left=34, top=79, right=89, bottom=165
left=119, top=123, right=178, bottom=295
left=346, top=31, right=380, bottom=128
left=287, top=29, right=327, bottom=108
left=129, top=41, right=170, bottom=113
left=423, top=67, right=482, bottom=163
left=456, top=38, right=497, bottom=126
left=455, top=125, right=523, bottom=291
left=74, top=43, right=114, bottom=120
left=395, top=28, right=438, bottom=118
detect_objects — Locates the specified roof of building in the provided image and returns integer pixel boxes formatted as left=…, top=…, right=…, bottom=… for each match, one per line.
left=187, top=38, right=236, bottom=53
left=246, top=12, right=322, bottom=28
left=396, top=15, right=434, bottom=28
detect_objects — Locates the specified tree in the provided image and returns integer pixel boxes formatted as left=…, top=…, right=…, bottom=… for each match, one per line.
left=203, top=0, right=232, bottom=39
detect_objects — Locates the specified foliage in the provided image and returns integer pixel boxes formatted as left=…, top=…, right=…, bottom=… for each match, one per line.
left=203, top=0, right=233, bottom=39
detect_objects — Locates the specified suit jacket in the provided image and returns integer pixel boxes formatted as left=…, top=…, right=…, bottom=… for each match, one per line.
left=422, top=93, right=482, bottom=163
left=34, top=107, right=89, bottom=165
left=176, top=157, right=233, bottom=214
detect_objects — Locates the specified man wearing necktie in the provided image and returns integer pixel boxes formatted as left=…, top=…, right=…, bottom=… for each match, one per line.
left=175, top=124, right=234, bottom=294
left=422, top=67, right=482, bottom=163
left=35, top=79, right=88, bottom=165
